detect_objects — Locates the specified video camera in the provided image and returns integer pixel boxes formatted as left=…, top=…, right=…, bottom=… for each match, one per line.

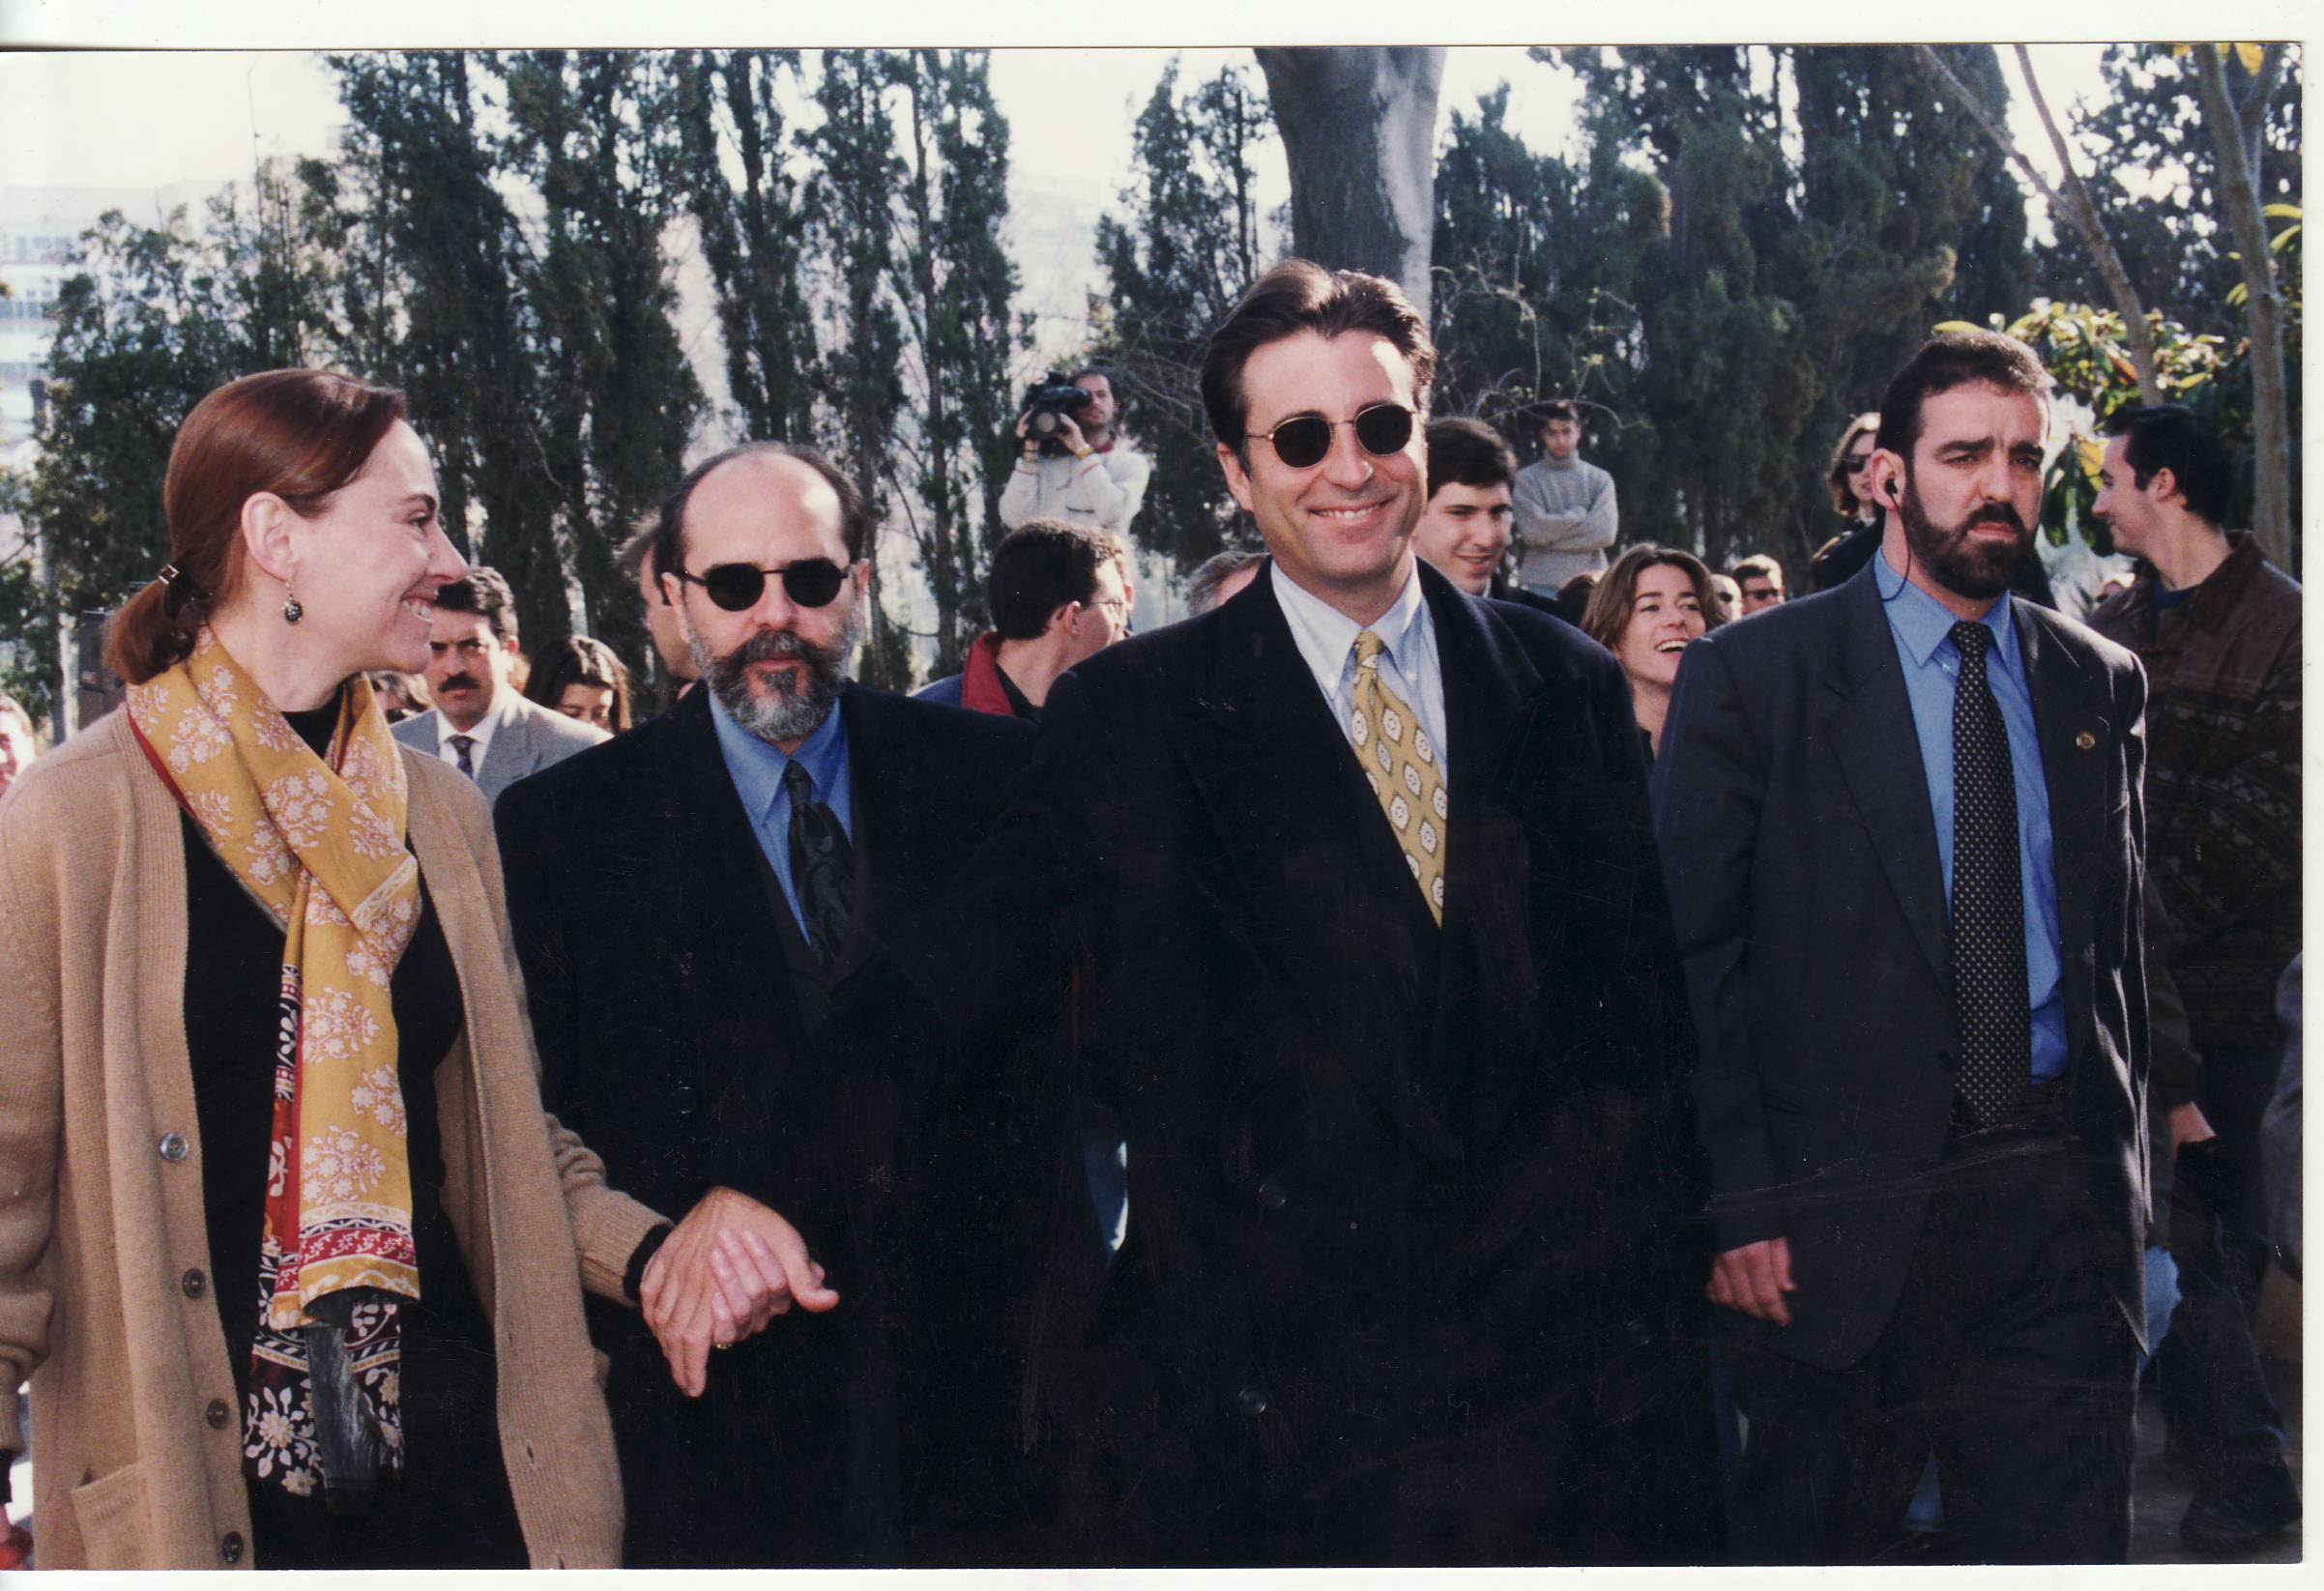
left=1020, top=376, right=1096, bottom=458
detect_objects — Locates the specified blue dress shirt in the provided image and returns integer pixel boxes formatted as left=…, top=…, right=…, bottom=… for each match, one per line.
left=708, top=689, right=856, bottom=939
left=1874, top=548, right=2066, bottom=1083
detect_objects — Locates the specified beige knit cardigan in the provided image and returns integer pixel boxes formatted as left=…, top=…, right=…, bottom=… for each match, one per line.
left=0, top=709, right=669, bottom=1569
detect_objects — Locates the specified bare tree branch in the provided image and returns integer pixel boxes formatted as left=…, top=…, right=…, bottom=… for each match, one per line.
left=1912, top=45, right=2161, bottom=402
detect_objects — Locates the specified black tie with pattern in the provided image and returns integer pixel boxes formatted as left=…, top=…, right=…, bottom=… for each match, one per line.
left=449, top=733, right=477, bottom=780
left=783, top=759, right=855, bottom=967
left=1948, top=621, right=2030, bottom=1126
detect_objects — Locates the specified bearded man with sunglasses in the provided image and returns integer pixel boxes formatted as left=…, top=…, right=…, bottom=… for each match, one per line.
left=838, top=260, right=1719, bottom=1565
left=493, top=443, right=1042, bottom=1567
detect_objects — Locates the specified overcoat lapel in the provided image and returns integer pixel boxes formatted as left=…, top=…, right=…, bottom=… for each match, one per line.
left=660, top=689, right=804, bottom=1133
left=1821, top=566, right=1950, bottom=984
left=1422, top=567, right=1543, bottom=1136
left=1163, top=570, right=1452, bottom=1153
left=2017, top=601, right=2113, bottom=1041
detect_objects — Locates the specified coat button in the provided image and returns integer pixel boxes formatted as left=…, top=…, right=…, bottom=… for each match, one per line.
left=1936, top=1047, right=1957, bottom=1072
left=1236, top=1385, right=1269, bottom=1416
left=1256, top=1178, right=1287, bottom=1210
left=1625, top=1316, right=1653, bottom=1347
left=159, top=1132, right=189, bottom=1162
left=205, top=1399, right=232, bottom=1430
left=181, top=1269, right=207, bottom=1299
left=219, top=1532, right=245, bottom=1565
left=2075, top=731, right=2097, bottom=752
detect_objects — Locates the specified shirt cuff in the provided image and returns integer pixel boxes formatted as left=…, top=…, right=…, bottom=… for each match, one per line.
left=623, top=1222, right=676, bottom=1304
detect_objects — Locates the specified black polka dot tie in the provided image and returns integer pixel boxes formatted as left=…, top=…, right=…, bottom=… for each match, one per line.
left=1948, top=621, right=2029, bottom=1126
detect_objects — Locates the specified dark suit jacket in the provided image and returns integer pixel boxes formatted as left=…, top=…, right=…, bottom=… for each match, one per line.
left=1649, top=561, right=2151, bottom=1372
left=494, top=683, right=1036, bottom=1566
left=867, top=561, right=1719, bottom=1566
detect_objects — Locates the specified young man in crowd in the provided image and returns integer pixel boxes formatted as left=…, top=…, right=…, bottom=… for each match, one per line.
left=1411, top=417, right=1560, bottom=621
left=916, top=520, right=1133, bottom=722
left=1510, top=399, right=1617, bottom=599
left=2088, top=402, right=2303, bottom=1555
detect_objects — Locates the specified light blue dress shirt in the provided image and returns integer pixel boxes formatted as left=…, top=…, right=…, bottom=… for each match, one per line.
left=708, top=689, right=855, bottom=939
left=1270, top=560, right=1449, bottom=765
left=1874, top=548, right=2066, bottom=1082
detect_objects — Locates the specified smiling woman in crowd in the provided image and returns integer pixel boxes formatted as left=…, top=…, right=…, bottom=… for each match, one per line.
left=1581, top=542, right=1717, bottom=760
left=0, top=369, right=675, bottom=1570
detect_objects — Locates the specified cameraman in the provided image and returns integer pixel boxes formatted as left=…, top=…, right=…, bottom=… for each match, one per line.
left=1001, top=366, right=1151, bottom=536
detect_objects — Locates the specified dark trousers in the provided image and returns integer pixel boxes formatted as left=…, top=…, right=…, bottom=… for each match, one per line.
left=2159, top=1041, right=2289, bottom=1475
left=1726, top=1130, right=2138, bottom=1565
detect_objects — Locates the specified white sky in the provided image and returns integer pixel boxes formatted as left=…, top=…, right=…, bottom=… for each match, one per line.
left=1, top=44, right=2133, bottom=212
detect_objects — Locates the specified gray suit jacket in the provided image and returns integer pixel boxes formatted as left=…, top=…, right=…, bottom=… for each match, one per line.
left=392, top=692, right=609, bottom=806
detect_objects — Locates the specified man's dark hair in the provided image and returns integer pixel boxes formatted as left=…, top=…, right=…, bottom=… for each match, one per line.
left=2102, top=403, right=2232, bottom=527
left=1426, top=417, right=1518, bottom=501
left=1186, top=548, right=1267, bottom=616
left=653, top=442, right=871, bottom=592
left=1200, top=260, right=1436, bottom=449
left=435, top=565, right=520, bottom=646
left=987, top=519, right=1126, bottom=641
left=1874, top=329, right=2052, bottom=462
left=1730, top=553, right=1784, bottom=588
left=1536, top=400, right=1580, bottom=428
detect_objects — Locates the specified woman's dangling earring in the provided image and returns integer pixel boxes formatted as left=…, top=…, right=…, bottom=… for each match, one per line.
left=282, top=578, right=305, bottom=625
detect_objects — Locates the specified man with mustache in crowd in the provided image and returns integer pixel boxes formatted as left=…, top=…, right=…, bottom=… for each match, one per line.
left=1652, top=330, right=2154, bottom=1563
left=392, top=567, right=607, bottom=802
left=493, top=443, right=1038, bottom=1566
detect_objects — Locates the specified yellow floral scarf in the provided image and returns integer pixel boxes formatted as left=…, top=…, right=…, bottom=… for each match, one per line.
left=128, top=628, right=420, bottom=1500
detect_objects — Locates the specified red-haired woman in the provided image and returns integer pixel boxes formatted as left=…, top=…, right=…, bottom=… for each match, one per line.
left=0, top=370, right=678, bottom=1569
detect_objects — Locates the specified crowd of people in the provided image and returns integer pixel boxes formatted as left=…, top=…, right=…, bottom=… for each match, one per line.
left=0, top=258, right=2301, bottom=1571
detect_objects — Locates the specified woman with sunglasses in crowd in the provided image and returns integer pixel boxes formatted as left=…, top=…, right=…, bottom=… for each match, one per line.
left=525, top=634, right=635, bottom=736
left=1580, top=542, right=1719, bottom=761
left=1807, top=411, right=1883, bottom=593
left=0, top=369, right=676, bottom=1569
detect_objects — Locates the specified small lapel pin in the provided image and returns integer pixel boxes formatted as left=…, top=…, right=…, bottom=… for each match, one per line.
left=2075, top=731, right=2098, bottom=752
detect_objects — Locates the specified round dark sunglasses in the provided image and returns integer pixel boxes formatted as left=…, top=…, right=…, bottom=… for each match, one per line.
left=675, top=558, right=851, bottom=613
left=1249, top=403, right=1415, bottom=470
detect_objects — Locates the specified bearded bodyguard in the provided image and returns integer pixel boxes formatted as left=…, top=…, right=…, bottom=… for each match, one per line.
left=493, top=443, right=1038, bottom=1566
left=1652, top=330, right=2152, bottom=1563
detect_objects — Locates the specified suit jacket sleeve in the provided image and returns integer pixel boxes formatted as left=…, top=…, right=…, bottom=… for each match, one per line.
left=1649, top=636, right=1784, bottom=1252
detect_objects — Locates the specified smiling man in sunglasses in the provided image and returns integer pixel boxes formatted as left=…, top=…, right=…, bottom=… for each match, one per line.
left=492, top=442, right=1041, bottom=1567
left=844, top=260, right=1720, bottom=1565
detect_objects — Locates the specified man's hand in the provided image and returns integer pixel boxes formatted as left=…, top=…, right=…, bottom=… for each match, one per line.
left=2168, top=1100, right=2218, bottom=1153
left=1052, top=414, right=1088, bottom=455
left=1706, top=1236, right=1795, bottom=1326
left=640, top=1186, right=840, bottom=1398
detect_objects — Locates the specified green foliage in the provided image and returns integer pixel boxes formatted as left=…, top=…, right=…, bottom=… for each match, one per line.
left=0, top=201, right=311, bottom=713
left=495, top=50, right=704, bottom=671
left=886, top=49, right=1023, bottom=678
left=1089, top=57, right=1277, bottom=568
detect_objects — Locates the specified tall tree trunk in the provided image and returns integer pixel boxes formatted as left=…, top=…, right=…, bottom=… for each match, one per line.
left=2193, top=43, right=2292, bottom=568
left=1254, top=47, right=1445, bottom=317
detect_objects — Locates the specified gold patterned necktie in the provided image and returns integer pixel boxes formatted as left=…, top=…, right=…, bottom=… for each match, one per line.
left=1351, top=629, right=1448, bottom=925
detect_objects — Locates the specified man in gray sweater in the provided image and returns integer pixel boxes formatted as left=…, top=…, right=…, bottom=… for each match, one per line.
left=1511, top=401, right=1618, bottom=597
